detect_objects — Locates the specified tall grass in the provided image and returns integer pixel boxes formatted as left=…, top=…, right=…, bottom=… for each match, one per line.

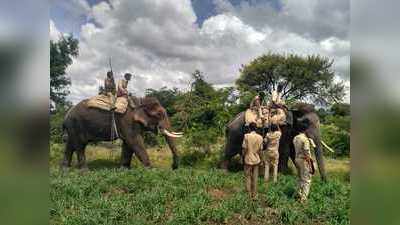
left=50, top=143, right=350, bottom=225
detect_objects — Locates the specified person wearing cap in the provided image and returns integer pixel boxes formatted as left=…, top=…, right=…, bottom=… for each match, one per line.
left=117, top=73, right=132, bottom=98
left=245, top=93, right=266, bottom=132
left=104, top=71, right=117, bottom=111
left=263, top=124, right=282, bottom=183
left=242, top=122, right=263, bottom=199
left=293, top=118, right=314, bottom=203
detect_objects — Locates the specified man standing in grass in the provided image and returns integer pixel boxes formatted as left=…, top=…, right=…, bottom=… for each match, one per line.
left=293, top=118, right=314, bottom=203
left=263, top=124, right=282, bottom=183
left=242, top=122, right=263, bottom=199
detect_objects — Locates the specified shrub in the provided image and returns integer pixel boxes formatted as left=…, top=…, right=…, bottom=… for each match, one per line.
left=50, top=107, right=68, bottom=143
left=321, top=124, right=350, bottom=157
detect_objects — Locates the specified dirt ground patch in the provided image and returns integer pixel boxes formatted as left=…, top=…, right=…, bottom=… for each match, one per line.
left=207, top=188, right=229, bottom=200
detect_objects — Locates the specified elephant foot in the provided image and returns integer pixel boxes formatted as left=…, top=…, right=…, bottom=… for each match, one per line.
left=120, top=165, right=131, bottom=170
left=219, top=160, right=229, bottom=172
left=60, top=165, right=70, bottom=175
left=172, top=157, right=179, bottom=170
left=143, top=164, right=152, bottom=169
left=79, top=166, right=89, bottom=174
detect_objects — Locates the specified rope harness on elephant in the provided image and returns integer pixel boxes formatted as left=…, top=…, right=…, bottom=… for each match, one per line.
left=110, top=111, right=119, bottom=141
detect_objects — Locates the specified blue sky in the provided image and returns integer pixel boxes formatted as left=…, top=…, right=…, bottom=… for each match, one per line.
left=50, top=0, right=349, bottom=103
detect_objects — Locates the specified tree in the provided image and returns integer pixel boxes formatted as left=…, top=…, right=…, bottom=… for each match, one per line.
left=50, top=35, right=79, bottom=106
left=330, top=103, right=350, bottom=117
left=236, top=53, right=345, bottom=106
left=145, top=87, right=180, bottom=116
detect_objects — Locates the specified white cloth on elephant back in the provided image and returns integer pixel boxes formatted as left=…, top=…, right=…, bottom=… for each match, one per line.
left=86, top=95, right=128, bottom=114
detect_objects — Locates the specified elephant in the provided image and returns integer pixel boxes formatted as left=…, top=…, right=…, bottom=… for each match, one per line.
left=61, top=96, right=182, bottom=172
left=220, top=103, right=327, bottom=181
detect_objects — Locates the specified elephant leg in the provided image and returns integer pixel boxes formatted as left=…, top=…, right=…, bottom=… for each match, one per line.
left=128, top=135, right=151, bottom=168
left=278, top=142, right=291, bottom=174
left=315, top=146, right=327, bottom=181
left=76, top=144, right=88, bottom=172
left=60, top=141, right=74, bottom=173
left=121, top=141, right=134, bottom=169
left=289, top=144, right=298, bottom=172
left=220, top=147, right=239, bottom=171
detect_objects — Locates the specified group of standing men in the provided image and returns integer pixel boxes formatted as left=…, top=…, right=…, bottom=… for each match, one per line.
left=242, top=85, right=315, bottom=203
left=103, top=71, right=133, bottom=110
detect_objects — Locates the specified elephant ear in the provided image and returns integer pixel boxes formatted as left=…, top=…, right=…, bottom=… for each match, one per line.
left=133, top=108, right=149, bottom=126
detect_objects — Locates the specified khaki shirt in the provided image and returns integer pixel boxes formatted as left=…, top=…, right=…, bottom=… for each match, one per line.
left=117, top=79, right=129, bottom=96
left=293, top=133, right=311, bottom=159
left=264, top=131, right=281, bottom=153
left=242, top=131, right=263, bottom=165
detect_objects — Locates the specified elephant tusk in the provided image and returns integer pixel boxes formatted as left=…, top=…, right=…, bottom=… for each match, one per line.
left=170, top=131, right=184, bottom=135
left=321, top=140, right=335, bottom=153
left=162, top=129, right=183, bottom=138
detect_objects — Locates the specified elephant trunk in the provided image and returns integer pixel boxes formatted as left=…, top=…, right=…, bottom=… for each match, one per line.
left=159, top=114, right=181, bottom=169
left=165, top=135, right=179, bottom=169
left=314, top=136, right=327, bottom=181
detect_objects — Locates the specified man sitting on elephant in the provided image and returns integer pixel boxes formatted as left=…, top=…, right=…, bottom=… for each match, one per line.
left=268, top=84, right=287, bottom=126
left=117, top=73, right=136, bottom=107
left=104, top=71, right=117, bottom=111
left=117, top=73, right=132, bottom=98
left=244, top=93, right=267, bottom=132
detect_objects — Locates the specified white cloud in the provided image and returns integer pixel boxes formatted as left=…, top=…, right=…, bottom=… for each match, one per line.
left=49, top=20, right=61, bottom=41
left=63, top=0, right=349, bottom=104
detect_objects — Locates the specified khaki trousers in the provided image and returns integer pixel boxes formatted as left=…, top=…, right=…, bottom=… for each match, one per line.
left=244, top=164, right=259, bottom=198
left=295, top=158, right=312, bottom=202
left=263, top=151, right=279, bottom=183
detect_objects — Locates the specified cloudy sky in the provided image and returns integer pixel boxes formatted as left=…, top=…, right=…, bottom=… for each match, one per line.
left=50, top=0, right=350, bottom=104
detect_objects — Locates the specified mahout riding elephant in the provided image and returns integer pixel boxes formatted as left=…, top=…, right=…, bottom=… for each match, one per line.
left=220, top=103, right=327, bottom=181
left=61, top=96, right=182, bottom=172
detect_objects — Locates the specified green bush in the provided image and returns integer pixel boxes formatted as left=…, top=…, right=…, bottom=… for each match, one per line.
left=50, top=107, right=68, bottom=143
left=321, top=124, right=350, bottom=157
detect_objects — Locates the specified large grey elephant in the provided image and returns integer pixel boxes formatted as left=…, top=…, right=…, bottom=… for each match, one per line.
left=220, top=103, right=327, bottom=181
left=61, top=96, right=182, bottom=171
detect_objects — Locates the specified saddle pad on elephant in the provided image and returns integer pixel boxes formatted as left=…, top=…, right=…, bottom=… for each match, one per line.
left=86, top=95, right=128, bottom=114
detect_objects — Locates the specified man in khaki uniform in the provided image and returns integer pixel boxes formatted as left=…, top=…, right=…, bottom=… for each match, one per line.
left=245, top=93, right=268, bottom=132
left=242, top=122, right=263, bottom=199
left=263, top=124, right=281, bottom=183
left=117, top=73, right=132, bottom=97
left=293, top=118, right=314, bottom=202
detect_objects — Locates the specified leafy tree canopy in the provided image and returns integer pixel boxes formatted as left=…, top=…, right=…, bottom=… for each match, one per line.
left=236, top=53, right=345, bottom=106
left=50, top=35, right=79, bottom=107
left=330, top=103, right=350, bottom=116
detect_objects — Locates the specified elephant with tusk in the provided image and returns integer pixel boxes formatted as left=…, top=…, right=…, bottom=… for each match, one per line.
left=61, top=96, right=183, bottom=172
left=221, top=103, right=329, bottom=181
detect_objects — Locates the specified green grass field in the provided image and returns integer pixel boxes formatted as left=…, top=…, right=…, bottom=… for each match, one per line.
left=50, top=142, right=350, bottom=225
